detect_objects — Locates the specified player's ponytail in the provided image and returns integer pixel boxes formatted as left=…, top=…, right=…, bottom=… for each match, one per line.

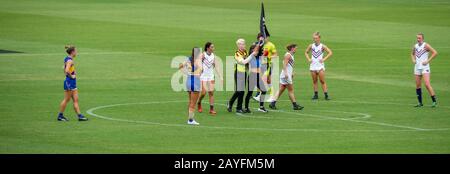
left=65, top=45, right=76, bottom=55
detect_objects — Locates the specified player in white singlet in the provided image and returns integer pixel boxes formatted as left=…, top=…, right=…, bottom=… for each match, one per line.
left=198, top=42, right=222, bottom=115
left=305, top=32, right=333, bottom=100
left=411, top=33, right=438, bottom=107
left=269, top=44, right=304, bottom=110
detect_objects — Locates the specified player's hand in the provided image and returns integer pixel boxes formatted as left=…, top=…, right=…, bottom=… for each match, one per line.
left=412, top=60, right=416, bottom=64
left=319, top=59, right=324, bottom=63
left=71, top=75, right=76, bottom=79
left=422, top=60, right=429, bottom=65
left=307, top=59, right=312, bottom=63
left=284, top=72, right=289, bottom=78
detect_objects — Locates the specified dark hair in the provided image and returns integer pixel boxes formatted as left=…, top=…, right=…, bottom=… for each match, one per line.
left=204, top=42, right=213, bottom=52
left=286, top=44, right=297, bottom=51
left=248, top=44, right=257, bottom=55
left=65, top=45, right=76, bottom=55
left=256, top=33, right=264, bottom=39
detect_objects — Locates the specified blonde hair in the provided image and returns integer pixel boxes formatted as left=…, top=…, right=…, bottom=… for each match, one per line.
left=313, top=31, right=321, bottom=38
left=236, top=38, right=245, bottom=46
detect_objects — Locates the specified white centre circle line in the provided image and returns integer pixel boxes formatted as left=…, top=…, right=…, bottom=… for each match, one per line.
left=86, top=100, right=450, bottom=132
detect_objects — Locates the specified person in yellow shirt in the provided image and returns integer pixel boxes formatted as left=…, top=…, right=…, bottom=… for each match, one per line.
left=227, top=38, right=258, bottom=113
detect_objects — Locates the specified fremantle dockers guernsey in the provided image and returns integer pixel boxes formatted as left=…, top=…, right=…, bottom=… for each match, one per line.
left=310, top=43, right=325, bottom=70
left=280, top=52, right=294, bottom=79
left=201, top=52, right=215, bottom=78
left=414, top=42, right=429, bottom=69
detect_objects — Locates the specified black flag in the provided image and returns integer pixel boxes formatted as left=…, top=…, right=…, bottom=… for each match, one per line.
left=260, top=3, right=270, bottom=38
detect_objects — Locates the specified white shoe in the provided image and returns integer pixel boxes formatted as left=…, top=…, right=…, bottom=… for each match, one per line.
left=258, top=107, right=268, bottom=113
left=253, top=95, right=260, bottom=102
left=187, top=119, right=200, bottom=125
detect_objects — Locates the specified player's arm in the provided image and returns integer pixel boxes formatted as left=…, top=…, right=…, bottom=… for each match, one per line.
left=179, top=61, right=188, bottom=75
left=282, top=53, right=290, bottom=77
left=304, top=44, right=312, bottom=62
left=239, top=48, right=259, bottom=65
left=424, top=44, right=438, bottom=65
left=64, top=60, right=75, bottom=79
left=411, top=46, right=416, bottom=64
left=322, top=44, right=333, bottom=62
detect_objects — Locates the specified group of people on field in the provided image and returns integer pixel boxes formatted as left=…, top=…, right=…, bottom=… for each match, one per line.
left=181, top=32, right=334, bottom=125
left=55, top=33, right=438, bottom=125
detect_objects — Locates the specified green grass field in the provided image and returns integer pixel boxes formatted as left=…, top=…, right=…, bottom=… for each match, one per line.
left=1, top=0, right=449, bottom=153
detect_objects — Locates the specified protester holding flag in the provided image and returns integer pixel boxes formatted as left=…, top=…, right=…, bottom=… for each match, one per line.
left=253, top=3, right=278, bottom=102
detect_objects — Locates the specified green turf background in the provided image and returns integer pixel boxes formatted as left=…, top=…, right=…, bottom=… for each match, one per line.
left=0, top=0, right=449, bottom=153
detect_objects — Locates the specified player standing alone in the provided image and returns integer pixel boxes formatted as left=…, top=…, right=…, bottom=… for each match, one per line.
left=57, top=45, right=88, bottom=121
left=305, top=32, right=333, bottom=100
left=269, top=44, right=304, bottom=110
left=197, top=42, right=222, bottom=115
left=411, top=33, right=438, bottom=107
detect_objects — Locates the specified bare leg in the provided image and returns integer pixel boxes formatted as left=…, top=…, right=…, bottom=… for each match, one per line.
left=275, top=84, right=286, bottom=101
left=311, top=71, right=319, bottom=92
left=198, top=81, right=207, bottom=104
left=59, top=91, right=71, bottom=113
left=208, top=81, right=215, bottom=106
left=415, top=75, right=422, bottom=89
left=71, top=90, right=81, bottom=115
left=422, top=74, right=435, bottom=96
left=189, top=92, right=200, bottom=120
left=287, top=84, right=296, bottom=103
left=318, top=70, right=328, bottom=93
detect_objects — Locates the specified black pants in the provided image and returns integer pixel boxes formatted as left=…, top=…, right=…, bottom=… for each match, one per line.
left=229, top=70, right=246, bottom=110
left=245, top=72, right=267, bottom=109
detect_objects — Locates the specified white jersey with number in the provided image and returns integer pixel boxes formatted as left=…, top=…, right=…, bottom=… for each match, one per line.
left=200, top=52, right=215, bottom=81
left=414, top=42, right=430, bottom=75
left=310, top=43, right=325, bottom=71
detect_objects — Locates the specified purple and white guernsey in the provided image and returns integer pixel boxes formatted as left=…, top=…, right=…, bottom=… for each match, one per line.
left=310, top=43, right=325, bottom=71
left=200, top=52, right=215, bottom=81
left=414, top=42, right=430, bottom=75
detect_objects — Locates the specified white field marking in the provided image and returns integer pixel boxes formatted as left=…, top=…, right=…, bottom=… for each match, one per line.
left=278, top=99, right=450, bottom=109
left=86, top=100, right=450, bottom=132
left=330, top=100, right=450, bottom=109
left=218, top=103, right=370, bottom=120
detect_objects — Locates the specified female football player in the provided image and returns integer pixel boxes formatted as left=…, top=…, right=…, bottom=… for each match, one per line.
left=57, top=45, right=88, bottom=121
left=411, top=33, right=438, bottom=107
left=269, top=44, right=304, bottom=110
left=179, top=47, right=202, bottom=125
left=197, top=42, right=222, bottom=115
left=305, top=32, right=333, bottom=100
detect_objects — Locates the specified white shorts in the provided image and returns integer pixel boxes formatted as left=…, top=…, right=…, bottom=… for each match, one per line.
left=310, top=63, right=325, bottom=72
left=414, top=66, right=430, bottom=75
left=200, top=74, right=214, bottom=81
left=280, top=76, right=293, bottom=85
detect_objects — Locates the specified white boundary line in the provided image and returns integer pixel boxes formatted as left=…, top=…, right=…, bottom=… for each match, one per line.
left=86, top=100, right=450, bottom=132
